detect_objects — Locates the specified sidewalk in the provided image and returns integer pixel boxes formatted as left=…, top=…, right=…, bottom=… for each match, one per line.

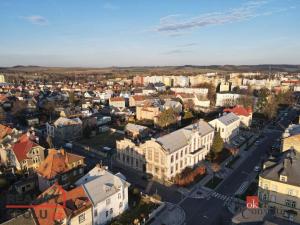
left=149, top=202, right=186, bottom=225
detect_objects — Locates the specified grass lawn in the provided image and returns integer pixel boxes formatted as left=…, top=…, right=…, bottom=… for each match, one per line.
left=79, top=131, right=124, bottom=149
left=237, top=182, right=258, bottom=201
left=226, top=155, right=240, bottom=169
left=204, top=177, right=223, bottom=189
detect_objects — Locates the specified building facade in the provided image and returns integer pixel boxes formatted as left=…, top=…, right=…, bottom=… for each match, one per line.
left=116, top=120, right=214, bottom=181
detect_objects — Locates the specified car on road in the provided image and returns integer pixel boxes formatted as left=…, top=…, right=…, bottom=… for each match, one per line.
left=254, top=166, right=261, bottom=172
left=254, top=140, right=261, bottom=145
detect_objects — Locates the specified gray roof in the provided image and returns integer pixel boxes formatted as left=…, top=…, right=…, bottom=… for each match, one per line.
left=1, top=211, right=36, bottom=225
left=218, top=112, right=240, bottom=126
left=156, top=120, right=214, bottom=153
left=261, top=149, right=300, bottom=187
left=125, top=123, right=148, bottom=133
left=82, top=167, right=130, bottom=206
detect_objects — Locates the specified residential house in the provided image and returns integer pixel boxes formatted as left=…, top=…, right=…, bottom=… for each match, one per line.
left=36, top=149, right=85, bottom=191
left=163, top=100, right=182, bottom=114
left=46, top=117, right=82, bottom=143
left=125, top=123, right=149, bottom=140
left=193, top=95, right=211, bottom=110
left=209, top=112, right=240, bottom=142
left=116, top=120, right=214, bottom=181
left=33, top=184, right=92, bottom=225
left=224, top=105, right=253, bottom=127
left=129, top=95, right=147, bottom=107
left=75, top=165, right=130, bottom=225
left=142, top=84, right=157, bottom=95
left=109, top=97, right=126, bottom=108
left=11, top=132, right=45, bottom=171
left=154, top=82, right=166, bottom=92
left=136, top=104, right=160, bottom=122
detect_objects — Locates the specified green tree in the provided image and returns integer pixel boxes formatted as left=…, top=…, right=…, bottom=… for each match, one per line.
left=237, top=95, right=253, bottom=109
left=156, top=108, right=178, bottom=128
left=211, top=131, right=224, bottom=154
left=183, top=111, right=193, bottom=120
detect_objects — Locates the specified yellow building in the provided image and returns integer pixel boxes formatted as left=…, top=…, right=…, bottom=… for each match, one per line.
left=258, top=149, right=300, bottom=223
left=116, top=120, right=214, bottom=181
left=282, top=124, right=300, bottom=152
left=0, top=74, right=5, bottom=83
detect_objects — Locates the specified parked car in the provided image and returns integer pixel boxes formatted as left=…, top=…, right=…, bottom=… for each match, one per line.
left=254, top=166, right=261, bottom=172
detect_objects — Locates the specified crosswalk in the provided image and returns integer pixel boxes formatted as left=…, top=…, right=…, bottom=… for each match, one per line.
left=210, top=191, right=233, bottom=203
left=235, top=181, right=249, bottom=195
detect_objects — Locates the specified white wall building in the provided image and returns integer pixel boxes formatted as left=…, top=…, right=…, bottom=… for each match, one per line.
left=216, top=93, right=242, bottom=107
left=209, top=112, right=240, bottom=143
left=76, top=165, right=130, bottom=225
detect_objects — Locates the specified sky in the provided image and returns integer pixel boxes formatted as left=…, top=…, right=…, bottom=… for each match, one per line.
left=0, top=0, right=300, bottom=67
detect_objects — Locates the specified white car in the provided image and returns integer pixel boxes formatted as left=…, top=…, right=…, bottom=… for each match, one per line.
left=254, top=166, right=261, bottom=172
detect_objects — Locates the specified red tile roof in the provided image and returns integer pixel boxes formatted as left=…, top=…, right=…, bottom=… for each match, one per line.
left=34, top=184, right=91, bottom=225
left=0, top=124, right=13, bottom=140
left=12, top=134, right=38, bottom=162
left=131, top=95, right=146, bottom=101
left=110, top=97, right=125, bottom=102
left=37, top=149, right=84, bottom=179
left=224, top=105, right=252, bottom=117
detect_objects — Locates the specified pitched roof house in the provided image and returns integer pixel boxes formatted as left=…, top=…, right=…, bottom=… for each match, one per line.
left=36, top=149, right=85, bottom=191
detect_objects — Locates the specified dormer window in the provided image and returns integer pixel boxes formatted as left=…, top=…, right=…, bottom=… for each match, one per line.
left=280, top=175, right=287, bottom=182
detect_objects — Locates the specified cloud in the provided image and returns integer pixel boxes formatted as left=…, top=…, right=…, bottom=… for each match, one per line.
left=177, top=43, right=198, bottom=47
left=103, top=2, right=119, bottom=10
left=22, top=15, right=48, bottom=25
left=163, top=49, right=193, bottom=55
left=154, top=0, right=290, bottom=35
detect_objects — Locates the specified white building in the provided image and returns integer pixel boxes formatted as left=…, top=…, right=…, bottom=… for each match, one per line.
left=209, top=112, right=240, bottom=143
left=216, top=93, right=242, bottom=107
left=171, top=87, right=208, bottom=95
left=76, top=165, right=130, bottom=225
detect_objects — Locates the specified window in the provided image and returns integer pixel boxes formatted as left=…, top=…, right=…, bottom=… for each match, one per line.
left=78, top=213, right=85, bottom=223
left=170, top=166, right=173, bottom=174
left=110, top=208, right=113, bottom=214
left=119, top=202, right=123, bottom=208
left=176, top=153, right=178, bottom=160
left=180, top=151, right=183, bottom=157
left=286, top=200, right=296, bottom=208
left=94, top=210, right=98, bottom=217
left=154, top=151, right=159, bottom=162
left=262, top=194, right=267, bottom=200
left=270, top=195, right=276, bottom=202
left=288, top=189, right=294, bottom=196
left=106, top=198, right=111, bottom=205
left=148, top=149, right=152, bottom=160
left=118, top=193, right=122, bottom=199
left=171, top=155, right=174, bottom=163
left=280, top=175, right=287, bottom=182
left=106, top=211, right=109, bottom=217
